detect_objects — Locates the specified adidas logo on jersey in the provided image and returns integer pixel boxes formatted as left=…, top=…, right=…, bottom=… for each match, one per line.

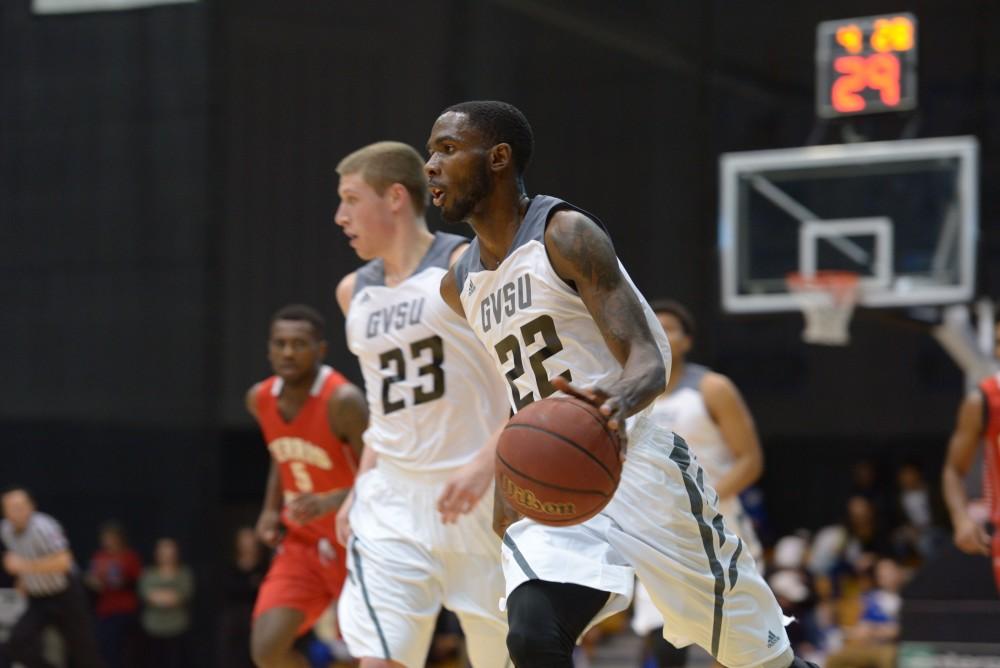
left=767, top=630, right=780, bottom=648
left=360, top=293, right=371, bottom=303
left=467, top=280, right=475, bottom=295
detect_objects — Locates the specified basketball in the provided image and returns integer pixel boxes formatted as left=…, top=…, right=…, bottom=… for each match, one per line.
left=496, top=396, right=622, bottom=526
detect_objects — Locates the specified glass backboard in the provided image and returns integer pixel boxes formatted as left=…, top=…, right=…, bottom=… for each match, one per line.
left=719, top=136, right=978, bottom=313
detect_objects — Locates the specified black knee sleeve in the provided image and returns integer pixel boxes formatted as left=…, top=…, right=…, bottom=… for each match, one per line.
left=506, top=621, right=572, bottom=668
left=505, top=580, right=609, bottom=668
left=506, top=592, right=574, bottom=668
left=646, top=628, right=689, bottom=667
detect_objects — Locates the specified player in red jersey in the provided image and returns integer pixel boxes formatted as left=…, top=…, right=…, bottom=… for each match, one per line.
left=247, top=304, right=368, bottom=668
left=943, top=319, right=1000, bottom=593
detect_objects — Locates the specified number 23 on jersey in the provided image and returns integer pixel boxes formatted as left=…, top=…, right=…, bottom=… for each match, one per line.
left=378, top=335, right=445, bottom=414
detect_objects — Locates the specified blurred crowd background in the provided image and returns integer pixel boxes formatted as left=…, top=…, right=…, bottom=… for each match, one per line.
left=0, top=454, right=962, bottom=667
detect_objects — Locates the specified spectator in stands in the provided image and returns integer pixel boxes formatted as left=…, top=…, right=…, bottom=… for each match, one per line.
left=824, top=558, right=904, bottom=668
left=807, top=495, right=890, bottom=597
left=85, top=521, right=141, bottom=668
left=891, top=462, right=945, bottom=561
left=848, top=460, right=892, bottom=536
left=0, top=485, right=105, bottom=668
left=217, top=527, right=265, bottom=668
left=767, top=534, right=822, bottom=661
left=138, top=537, right=194, bottom=668
left=843, top=495, right=890, bottom=569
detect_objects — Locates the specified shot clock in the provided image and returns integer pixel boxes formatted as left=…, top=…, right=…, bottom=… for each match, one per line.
left=816, top=13, right=917, bottom=118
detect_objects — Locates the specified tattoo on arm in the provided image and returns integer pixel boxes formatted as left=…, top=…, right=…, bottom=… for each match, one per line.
left=547, top=212, right=660, bottom=369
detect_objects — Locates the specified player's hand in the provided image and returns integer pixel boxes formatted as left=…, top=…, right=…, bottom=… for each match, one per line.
left=953, top=517, right=991, bottom=556
left=437, top=458, right=493, bottom=525
left=287, top=492, right=338, bottom=525
left=551, top=376, right=628, bottom=457
left=2, top=552, right=26, bottom=576
left=335, top=492, right=354, bottom=547
left=255, top=509, right=282, bottom=548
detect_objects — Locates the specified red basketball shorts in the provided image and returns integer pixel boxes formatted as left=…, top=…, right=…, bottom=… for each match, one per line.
left=253, top=536, right=347, bottom=636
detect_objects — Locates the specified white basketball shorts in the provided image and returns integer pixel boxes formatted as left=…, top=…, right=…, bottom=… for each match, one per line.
left=499, top=424, right=791, bottom=668
left=338, top=460, right=509, bottom=668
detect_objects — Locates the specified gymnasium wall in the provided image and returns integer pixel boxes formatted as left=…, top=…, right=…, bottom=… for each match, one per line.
left=3, top=0, right=1000, bottom=556
left=0, top=0, right=217, bottom=588
left=216, top=0, right=1000, bottom=443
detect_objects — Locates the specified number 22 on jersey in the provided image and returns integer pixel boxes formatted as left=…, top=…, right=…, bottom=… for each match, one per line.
left=494, top=315, right=571, bottom=410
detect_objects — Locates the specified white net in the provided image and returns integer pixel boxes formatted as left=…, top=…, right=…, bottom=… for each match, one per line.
left=786, top=272, right=860, bottom=346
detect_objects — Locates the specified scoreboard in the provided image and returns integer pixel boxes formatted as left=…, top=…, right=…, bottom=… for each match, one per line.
left=816, top=13, right=917, bottom=118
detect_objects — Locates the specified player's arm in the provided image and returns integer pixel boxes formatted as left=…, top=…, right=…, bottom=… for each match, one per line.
left=437, top=419, right=507, bottom=525
left=335, top=271, right=357, bottom=316
left=437, top=241, right=508, bottom=524
left=3, top=550, right=73, bottom=576
left=287, top=384, right=369, bottom=526
left=27, top=550, right=73, bottom=574
left=448, top=242, right=470, bottom=266
left=328, top=382, right=368, bottom=461
left=334, top=420, right=377, bottom=549
left=942, top=390, right=991, bottom=556
left=439, top=264, right=467, bottom=319
left=247, top=383, right=282, bottom=547
left=545, top=210, right=666, bottom=431
left=332, top=270, right=371, bottom=545
left=331, top=271, right=369, bottom=463
left=702, top=372, right=763, bottom=500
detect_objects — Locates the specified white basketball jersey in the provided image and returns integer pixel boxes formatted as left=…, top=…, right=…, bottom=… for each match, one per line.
left=454, top=195, right=670, bottom=425
left=346, top=233, right=510, bottom=472
left=648, top=364, right=733, bottom=485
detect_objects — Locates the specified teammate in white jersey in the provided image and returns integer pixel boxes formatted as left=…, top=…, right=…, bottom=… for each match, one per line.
left=634, top=299, right=765, bottom=667
left=332, top=141, right=511, bottom=668
left=427, top=101, right=815, bottom=668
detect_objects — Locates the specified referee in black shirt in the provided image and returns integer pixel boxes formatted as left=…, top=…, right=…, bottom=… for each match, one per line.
left=0, top=486, right=104, bottom=668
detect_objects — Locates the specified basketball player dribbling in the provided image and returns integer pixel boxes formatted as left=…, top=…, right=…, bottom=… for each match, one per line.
left=942, top=319, right=1000, bottom=594
left=332, top=141, right=511, bottom=667
left=248, top=304, right=368, bottom=668
left=427, top=100, right=816, bottom=668
left=634, top=299, right=766, bottom=667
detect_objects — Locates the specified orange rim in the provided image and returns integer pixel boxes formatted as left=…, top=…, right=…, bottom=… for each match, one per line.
left=787, top=270, right=858, bottom=289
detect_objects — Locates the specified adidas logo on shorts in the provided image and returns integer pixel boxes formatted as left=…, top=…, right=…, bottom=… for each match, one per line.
left=767, top=630, right=780, bottom=648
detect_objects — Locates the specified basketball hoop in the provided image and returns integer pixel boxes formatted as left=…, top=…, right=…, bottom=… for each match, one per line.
left=786, top=271, right=860, bottom=345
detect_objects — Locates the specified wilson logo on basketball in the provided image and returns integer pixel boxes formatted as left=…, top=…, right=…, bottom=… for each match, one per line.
left=500, top=474, right=576, bottom=517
